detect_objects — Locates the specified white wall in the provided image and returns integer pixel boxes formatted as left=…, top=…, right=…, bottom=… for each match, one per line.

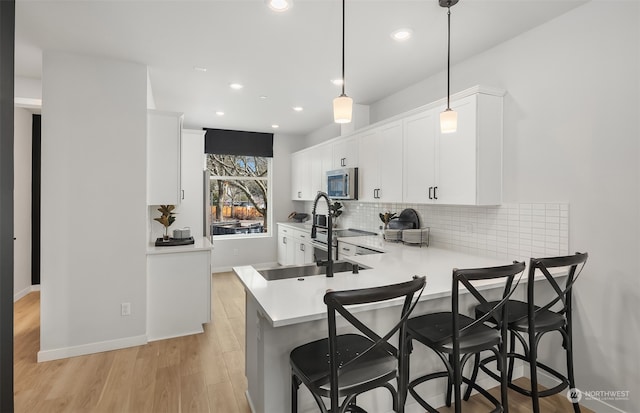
left=39, top=52, right=148, bottom=361
left=13, top=107, right=32, bottom=301
left=211, top=133, right=300, bottom=272
left=368, top=3, right=639, bottom=411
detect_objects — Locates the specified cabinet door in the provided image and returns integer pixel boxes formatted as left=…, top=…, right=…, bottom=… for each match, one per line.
left=179, top=130, right=205, bottom=235
left=278, top=227, right=293, bottom=265
left=147, top=110, right=183, bottom=205
left=377, top=121, right=403, bottom=202
left=332, top=136, right=358, bottom=169
left=309, top=144, right=332, bottom=197
left=357, top=130, right=379, bottom=202
left=436, top=96, right=478, bottom=205
left=403, top=110, right=437, bottom=204
left=291, top=150, right=312, bottom=200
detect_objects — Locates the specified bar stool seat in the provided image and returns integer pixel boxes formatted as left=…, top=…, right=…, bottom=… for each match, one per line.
left=290, top=333, right=397, bottom=395
left=475, top=300, right=566, bottom=332
left=407, top=312, right=502, bottom=353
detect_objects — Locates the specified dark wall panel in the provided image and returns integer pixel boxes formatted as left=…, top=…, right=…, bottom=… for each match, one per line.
left=0, top=0, right=15, bottom=411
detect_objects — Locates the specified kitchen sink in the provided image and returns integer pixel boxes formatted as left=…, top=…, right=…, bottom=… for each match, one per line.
left=258, top=261, right=369, bottom=281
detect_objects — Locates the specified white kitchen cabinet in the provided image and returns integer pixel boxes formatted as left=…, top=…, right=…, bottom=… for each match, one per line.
left=403, top=92, right=503, bottom=205
left=291, top=150, right=312, bottom=201
left=358, top=121, right=403, bottom=202
left=310, top=143, right=332, bottom=196
left=332, top=135, right=358, bottom=169
left=177, top=129, right=205, bottom=236
left=277, top=225, right=297, bottom=265
left=147, top=109, right=183, bottom=205
left=291, top=143, right=332, bottom=201
left=147, top=239, right=212, bottom=341
left=293, top=230, right=313, bottom=265
left=278, top=224, right=313, bottom=266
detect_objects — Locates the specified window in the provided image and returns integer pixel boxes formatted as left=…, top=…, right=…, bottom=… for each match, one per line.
left=207, top=154, right=271, bottom=237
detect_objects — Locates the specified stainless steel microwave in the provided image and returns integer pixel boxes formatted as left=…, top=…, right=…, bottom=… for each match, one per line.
left=327, top=168, right=358, bottom=200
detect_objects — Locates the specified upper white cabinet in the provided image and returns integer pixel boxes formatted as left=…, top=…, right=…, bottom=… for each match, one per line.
left=178, top=129, right=205, bottom=235
left=147, top=110, right=183, bottom=205
left=403, top=92, right=503, bottom=205
left=332, top=136, right=358, bottom=169
left=358, top=121, right=403, bottom=202
left=291, top=143, right=332, bottom=201
left=291, top=149, right=312, bottom=201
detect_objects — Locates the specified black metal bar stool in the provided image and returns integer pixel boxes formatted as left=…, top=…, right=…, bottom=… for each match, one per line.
left=469, top=252, right=588, bottom=413
left=290, top=276, right=426, bottom=413
left=403, top=261, right=525, bottom=413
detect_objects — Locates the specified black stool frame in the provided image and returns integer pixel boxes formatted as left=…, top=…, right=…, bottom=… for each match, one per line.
left=290, top=276, right=426, bottom=413
left=469, top=252, right=588, bottom=413
left=404, top=261, right=525, bottom=413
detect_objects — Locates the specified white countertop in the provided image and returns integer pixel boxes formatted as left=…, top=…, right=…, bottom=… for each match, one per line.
left=147, top=236, right=213, bottom=255
left=234, top=236, right=520, bottom=327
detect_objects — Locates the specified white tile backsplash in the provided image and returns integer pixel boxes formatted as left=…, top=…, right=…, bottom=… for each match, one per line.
left=301, top=201, right=569, bottom=262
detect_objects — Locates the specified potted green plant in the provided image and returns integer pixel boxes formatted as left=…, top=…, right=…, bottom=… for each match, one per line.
left=329, top=201, right=343, bottom=228
left=379, top=211, right=397, bottom=230
left=154, top=204, right=176, bottom=240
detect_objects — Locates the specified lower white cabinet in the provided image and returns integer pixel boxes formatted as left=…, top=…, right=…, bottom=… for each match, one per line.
left=278, top=224, right=313, bottom=266
left=147, top=243, right=212, bottom=341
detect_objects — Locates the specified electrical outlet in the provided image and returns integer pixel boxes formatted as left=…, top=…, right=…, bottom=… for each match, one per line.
left=233, top=248, right=239, bottom=256
left=121, top=302, right=131, bottom=316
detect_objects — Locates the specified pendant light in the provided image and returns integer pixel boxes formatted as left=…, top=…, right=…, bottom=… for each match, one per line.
left=440, top=0, right=458, bottom=134
left=333, top=0, right=353, bottom=124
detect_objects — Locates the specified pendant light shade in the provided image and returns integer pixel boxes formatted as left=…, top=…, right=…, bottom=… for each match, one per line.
left=440, top=108, right=458, bottom=134
left=333, top=0, right=352, bottom=124
left=333, top=94, right=353, bottom=123
left=440, top=0, right=458, bottom=134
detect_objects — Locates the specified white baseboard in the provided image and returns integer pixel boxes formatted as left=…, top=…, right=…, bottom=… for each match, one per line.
left=14, top=284, right=41, bottom=302
left=37, top=334, right=147, bottom=362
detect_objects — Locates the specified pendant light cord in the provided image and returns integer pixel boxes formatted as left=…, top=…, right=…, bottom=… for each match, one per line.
left=446, top=4, right=451, bottom=110
left=341, top=0, right=346, bottom=97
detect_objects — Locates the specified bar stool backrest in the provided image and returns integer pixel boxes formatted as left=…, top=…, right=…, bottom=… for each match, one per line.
left=451, top=261, right=526, bottom=345
left=525, top=252, right=588, bottom=321
left=323, top=276, right=426, bottom=406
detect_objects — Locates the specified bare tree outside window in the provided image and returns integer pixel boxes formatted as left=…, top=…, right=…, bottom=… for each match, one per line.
left=207, top=154, right=270, bottom=236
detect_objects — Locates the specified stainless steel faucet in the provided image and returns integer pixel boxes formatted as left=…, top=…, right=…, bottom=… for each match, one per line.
left=310, top=191, right=333, bottom=278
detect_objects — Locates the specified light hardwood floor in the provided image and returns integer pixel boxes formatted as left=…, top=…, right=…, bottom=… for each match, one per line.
left=14, top=272, right=593, bottom=413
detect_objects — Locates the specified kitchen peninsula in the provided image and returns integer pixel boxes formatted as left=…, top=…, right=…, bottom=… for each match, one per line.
left=234, top=238, right=525, bottom=413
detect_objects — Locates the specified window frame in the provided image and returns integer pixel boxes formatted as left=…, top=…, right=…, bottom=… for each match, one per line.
left=207, top=156, right=273, bottom=240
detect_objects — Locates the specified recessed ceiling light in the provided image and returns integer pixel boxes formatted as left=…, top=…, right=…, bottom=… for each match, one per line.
left=265, top=0, right=292, bottom=12
left=391, top=28, right=413, bottom=41
left=215, top=111, right=224, bottom=116
left=259, top=95, right=268, bottom=100
left=229, top=83, right=244, bottom=90
left=193, top=66, right=207, bottom=72
left=331, top=79, right=344, bottom=86
left=271, top=124, right=280, bottom=129
left=293, top=106, right=303, bottom=112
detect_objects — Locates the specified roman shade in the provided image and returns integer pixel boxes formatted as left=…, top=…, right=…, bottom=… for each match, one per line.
left=204, top=128, right=274, bottom=157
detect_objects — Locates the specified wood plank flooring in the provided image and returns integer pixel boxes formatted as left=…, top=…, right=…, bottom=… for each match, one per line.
left=14, top=272, right=593, bottom=413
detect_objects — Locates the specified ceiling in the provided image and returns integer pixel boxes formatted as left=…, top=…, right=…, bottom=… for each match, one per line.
left=15, top=0, right=586, bottom=136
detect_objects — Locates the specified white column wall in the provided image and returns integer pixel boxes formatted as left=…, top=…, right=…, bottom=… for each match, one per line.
left=39, top=52, right=148, bottom=360
left=369, top=3, right=639, bottom=412
left=13, top=107, right=31, bottom=300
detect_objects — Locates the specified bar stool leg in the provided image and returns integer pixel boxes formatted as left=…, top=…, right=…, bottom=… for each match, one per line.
left=291, top=373, right=300, bottom=413
left=528, top=332, right=540, bottom=413
left=565, top=326, right=581, bottom=413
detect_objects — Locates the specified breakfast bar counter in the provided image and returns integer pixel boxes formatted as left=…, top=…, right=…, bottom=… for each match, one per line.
left=233, top=240, right=536, bottom=413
